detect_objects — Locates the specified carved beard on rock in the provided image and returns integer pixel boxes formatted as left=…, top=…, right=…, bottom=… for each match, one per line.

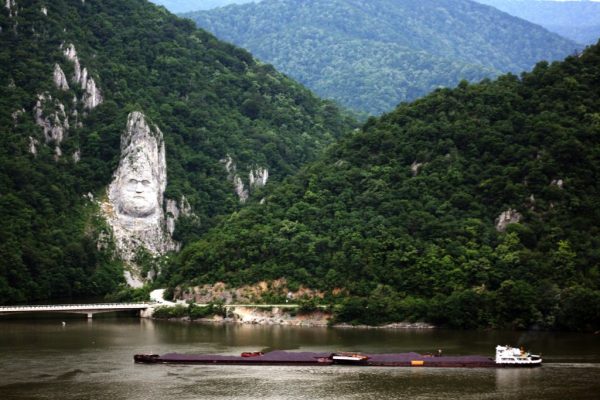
left=115, top=160, right=160, bottom=219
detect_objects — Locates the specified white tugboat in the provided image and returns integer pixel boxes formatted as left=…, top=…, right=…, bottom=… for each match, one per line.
left=495, top=345, right=542, bottom=366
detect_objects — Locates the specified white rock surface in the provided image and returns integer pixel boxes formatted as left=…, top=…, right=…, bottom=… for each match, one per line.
left=63, top=43, right=102, bottom=109
left=495, top=209, right=522, bottom=232
left=11, top=108, right=24, bottom=125
left=102, top=112, right=178, bottom=286
left=28, top=136, right=38, bottom=156
left=53, top=64, right=69, bottom=91
left=41, top=6, right=47, bottom=15
left=551, top=179, right=564, bottom=189
left=411, top=161, right=423, bottom=176
left=34, top=93, right=69, bottom=149
left=249, top=167, right=269, bottom=188
left=5, top=0, right=15, bottom=17
left=82, top=76, right=102, bottom=109
left=221, top=155, right=268, bottom=203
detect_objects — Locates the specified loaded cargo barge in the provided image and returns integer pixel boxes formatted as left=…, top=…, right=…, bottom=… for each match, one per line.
left=134, top=346, right=541, bottom=368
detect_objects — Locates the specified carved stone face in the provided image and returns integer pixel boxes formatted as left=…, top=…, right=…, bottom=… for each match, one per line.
left=116, top=161, right=159, bottom=218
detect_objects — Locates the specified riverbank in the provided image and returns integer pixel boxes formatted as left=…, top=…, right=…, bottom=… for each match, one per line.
left=149, top=305, right=435, bottom=329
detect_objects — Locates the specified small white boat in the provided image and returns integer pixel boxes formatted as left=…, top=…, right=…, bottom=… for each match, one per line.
left=331, top=352, right=370, bottom=364
left=495, top=345, right=542, bottom=366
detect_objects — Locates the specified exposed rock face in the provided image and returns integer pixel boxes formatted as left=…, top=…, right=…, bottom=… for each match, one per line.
left=411, top=161, right=423, bottom=176
left=63, top=43, right=103, bottom=110
left=551, top=179, right=564, bottom=189
left=28, top=136, right=38, bottom=156
left=221, top=155, right=269, bottom=203
left=249, top=167, right=269, bottom=189
left=11, top=108, right=24, bottom=125
left=34, top=93, right=69, bottom=146
left=5, top=0, right=16, bottom=17
left=166, top=196, right=193, bottom=236
left=41, top=6, right=46, bottom=16
left=53, top=64, right=69, bottom=91
left=102, top=112, right=178, bottom=286
left=495, top=209, right=522, bottom=232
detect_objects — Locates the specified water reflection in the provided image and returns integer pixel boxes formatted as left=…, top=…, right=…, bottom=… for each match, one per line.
left=0, top=318, right=599, bottom=399
left=495, top=368, right=541, bottom=392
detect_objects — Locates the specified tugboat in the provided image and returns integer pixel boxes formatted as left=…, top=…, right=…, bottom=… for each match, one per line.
left=494, top=345, right=542, bottom=366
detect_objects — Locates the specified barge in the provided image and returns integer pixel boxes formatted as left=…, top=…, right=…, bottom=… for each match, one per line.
left=134, top=345, right=541, bottom=368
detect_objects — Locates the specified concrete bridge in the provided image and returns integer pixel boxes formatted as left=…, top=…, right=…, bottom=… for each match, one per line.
left=0, top=302, right=154, bottom=319
left=0, top=302, right=325, bottom=320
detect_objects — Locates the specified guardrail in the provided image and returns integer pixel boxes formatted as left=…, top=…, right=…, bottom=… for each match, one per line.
left=0, top=302, right=155, bottom=312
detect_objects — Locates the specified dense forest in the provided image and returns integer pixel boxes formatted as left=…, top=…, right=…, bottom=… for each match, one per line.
left=185, top=0, right=578, bottom=115
left=0, top=0, right=353, bottom=304
left=150, top=0, right=256, bottom=13
left=476, top=0, right=600, bottom=45
left=163, top=41, right=600, bottom=331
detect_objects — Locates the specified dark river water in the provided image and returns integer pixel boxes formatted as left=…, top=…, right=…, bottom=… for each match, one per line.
left=0, top=316, right=599, bottom=399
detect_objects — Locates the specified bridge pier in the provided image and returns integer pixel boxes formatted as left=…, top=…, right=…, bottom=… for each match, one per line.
left=87, top=313, right=93, bottom=319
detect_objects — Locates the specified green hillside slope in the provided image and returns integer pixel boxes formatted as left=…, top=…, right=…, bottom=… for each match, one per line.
left=151, top=0, right=256, bottom=13
left=0, top=0, right=353, bottom=303
left=476, top=0, right=600, bottom=45
left=166, top=43, right=600, bottom=331
left=185, top=0, right=579, bottom=115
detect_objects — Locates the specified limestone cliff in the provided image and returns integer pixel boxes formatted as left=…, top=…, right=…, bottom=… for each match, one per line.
left=221, top=155, right=269, bottom=203
left=101, top=111, right=179, bottom=287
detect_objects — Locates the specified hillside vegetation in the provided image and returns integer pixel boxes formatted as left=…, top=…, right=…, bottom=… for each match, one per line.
left=185, top=0, right=578, bottom=115
left=165, top=42, right=600, bottom=331
left=0, top=0, right=353, bottom=303
left=150, top=0, right=256, bottom=13
left=476, top=0, right=600, bottom=45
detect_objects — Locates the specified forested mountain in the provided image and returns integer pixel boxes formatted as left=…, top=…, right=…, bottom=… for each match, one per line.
left=476, top=0, right=600, bottom=45
left=0, top=0, right=353, bottom=303
left=151, top=0, right=256, bottom=13
left=165, top=43, right=600, bottom=331
left=184, top=0, right=578, bottom=115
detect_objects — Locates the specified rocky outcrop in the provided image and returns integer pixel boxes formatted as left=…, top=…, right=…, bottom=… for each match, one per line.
left=166, top=196, right=193, bottom=236
left=5, top=0, right=16, bottom=18
left=53, top=64, right=69, bottom=91
left=228, top=307, right=331, bottom=326
left=177, top=279, right=325, bottom=305
left=62, top=43, right=103, bottom=110
left=495, top=209, right=522, bottom=232
left=28, top=136, right=38, bottom=156
left=551, top=179, right=564, bottom=189
left=11, top=108, right=24, bottom=125
left=34, top=93, right=69, bottom=155
left=221, top=155, right=269, bottom=203
left=101, top=112, right=179, bottom=287
left=411, top=161, right=423, bottom=176
left=249, top=167, right=269, bottom=188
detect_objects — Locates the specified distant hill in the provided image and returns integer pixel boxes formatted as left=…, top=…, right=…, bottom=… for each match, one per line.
left=185, top=0, right=579, bottom=115
left=166, top=43, right=600, bottom=331
left=476, top=0, right=600, bottom=45
left=0, top=0, right=353, bottom=303
left=150, top=0, right=256, bottom=13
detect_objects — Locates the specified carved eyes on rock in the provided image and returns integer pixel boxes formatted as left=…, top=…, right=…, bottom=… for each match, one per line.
left=127, top=178, right=151, bottom=188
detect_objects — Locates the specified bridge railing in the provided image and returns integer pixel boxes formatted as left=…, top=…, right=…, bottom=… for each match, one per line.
left=0, top=302, right=155, bottom=311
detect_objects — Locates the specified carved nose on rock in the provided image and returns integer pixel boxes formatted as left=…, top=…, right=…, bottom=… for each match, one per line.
left=135, top=181, right=144, bottom=192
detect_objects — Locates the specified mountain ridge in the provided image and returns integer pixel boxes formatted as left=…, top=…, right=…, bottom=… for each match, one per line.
left=185, top=0, right=579, bottom=114
left=0, top=0, right=353, bottom=303
left=164, top=41, right=600, bottom=331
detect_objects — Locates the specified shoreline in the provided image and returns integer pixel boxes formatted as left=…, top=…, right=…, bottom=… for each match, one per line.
left=149, top=315, right=435, bottom=329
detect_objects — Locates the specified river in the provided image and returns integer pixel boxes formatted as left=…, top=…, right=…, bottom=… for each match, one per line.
left=0, top=316, right=599, bottom=399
